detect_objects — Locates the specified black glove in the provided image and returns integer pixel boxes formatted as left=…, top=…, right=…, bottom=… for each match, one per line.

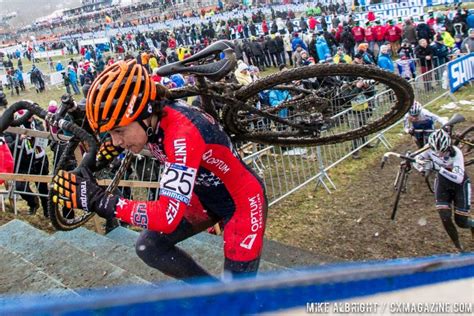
left=97, top=137, right=123, bottom=164
left=408, top=128, right=415, bottom=136
left=51, top=168, right=117, bottom=219
left=442, top=125, right=452, bottom=134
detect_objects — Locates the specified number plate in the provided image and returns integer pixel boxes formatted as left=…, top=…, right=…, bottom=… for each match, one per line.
left=159, top=163, right=197, bottom=205
left=35, top=137, right=48, bottom=149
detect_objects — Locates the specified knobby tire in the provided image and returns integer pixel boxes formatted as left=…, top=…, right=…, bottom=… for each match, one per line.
left=392, top=167, right=409, bottom=220
left=224, top=64, right=414, bottom=146
left=454, top=125, right=473, bottom=166
left=47, top=140, right=95, bottom=231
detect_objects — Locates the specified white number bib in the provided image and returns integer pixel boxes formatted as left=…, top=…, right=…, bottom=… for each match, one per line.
left=34, top=137, right=49, bottom=149
left=159, top=163, right=197, bottom=205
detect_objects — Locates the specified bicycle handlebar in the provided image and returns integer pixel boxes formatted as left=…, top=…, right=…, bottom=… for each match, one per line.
left=381, top=152, right=415, bottom=169
left=156, top=40, right=237, bottom=81
left=0, top=100, right=47, bottom=131
left=0, top=100, right=98, bottom=172
left=57, top=119, right=98, bottom=173
left=380, top=145, right=430, bottom=169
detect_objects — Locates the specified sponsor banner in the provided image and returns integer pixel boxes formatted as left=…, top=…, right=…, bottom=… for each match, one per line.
left=49, top=71, right=64, bottom=86
left=364, top=0, right=467, bottom=9
left=0, top=44, right=23, bottom=55
left=448, top=53, right=474, bottom=93
left=33, top=49, right=64, bottom=59
left=0, top=72, right=31, bottom=86
left=78, top=37, right=110, bottom=47
left=347, top=7, right=424, bottom=23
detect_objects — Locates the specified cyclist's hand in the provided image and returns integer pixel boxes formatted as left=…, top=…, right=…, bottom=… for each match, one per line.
left=442, top=125, right=452, bottom=134
left=97, top=137, right=123, bottom=163
left=414, top=156, right=430, bottom=172
left=432, top=161, right=442, bottom=172
left=408, top=128, right=415, bottom=136
left=51, top=168, right=117, bottom=219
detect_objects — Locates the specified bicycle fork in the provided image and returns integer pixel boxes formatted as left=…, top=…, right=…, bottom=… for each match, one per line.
left=104, top=151, right=134, bottom=233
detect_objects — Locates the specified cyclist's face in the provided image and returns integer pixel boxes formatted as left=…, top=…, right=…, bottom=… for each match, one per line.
left=435, top=149, right=450, bottom=158
left=109, top=121, right=147, bottom=154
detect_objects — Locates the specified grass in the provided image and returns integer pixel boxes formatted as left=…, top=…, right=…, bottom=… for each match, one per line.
left=6, top=85, right=75, bottom=109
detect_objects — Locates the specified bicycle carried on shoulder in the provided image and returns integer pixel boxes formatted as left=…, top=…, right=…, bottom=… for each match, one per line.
left=0, top=40, right=415, bottom=231
left=453, top=125, right=473, bottom=167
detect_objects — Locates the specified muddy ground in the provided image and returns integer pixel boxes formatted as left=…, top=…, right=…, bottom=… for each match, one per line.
left=267, top=138, right=474, bottom=262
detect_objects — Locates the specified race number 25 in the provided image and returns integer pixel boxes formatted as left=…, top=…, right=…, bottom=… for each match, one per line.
left=159, top=163, right=197, bottom=204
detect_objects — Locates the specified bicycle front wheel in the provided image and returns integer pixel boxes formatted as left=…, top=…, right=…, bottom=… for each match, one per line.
left=454, top=125, right=473, bottom=166
left=224, top=64, right=414, bottom=146
left=391, top=167, right=409, bottom=220
left=48, top=140, right=95, bottom=231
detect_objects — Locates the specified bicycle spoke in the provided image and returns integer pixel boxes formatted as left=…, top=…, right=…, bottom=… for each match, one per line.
left=224, top=64, right=413, bottom=146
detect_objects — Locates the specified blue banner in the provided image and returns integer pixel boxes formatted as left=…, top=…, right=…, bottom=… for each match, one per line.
left=448, top=53, right=474, bottom=93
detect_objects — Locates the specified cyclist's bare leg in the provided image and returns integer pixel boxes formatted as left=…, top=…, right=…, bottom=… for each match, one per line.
left=437, top=208, right=463, bottom=251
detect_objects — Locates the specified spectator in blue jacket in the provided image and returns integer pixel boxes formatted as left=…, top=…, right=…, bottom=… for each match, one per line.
left=85, top=49, right=92, bottom=61
left=377, top=45, right=394, bottom=72
left=56, top=62, right=64, bottom=72
left=316, top=36, right=331, bottom=61
left=14, top=69, right=25, bottom=91
left=269, top=89, right=291, bottom=118
left=291, top=33, right=308, bottom=51
left=431, top=34, right=450, bottom=67
left=68, top=65, right=80, bottom=95
left=467, top=11, right=474, bottom=29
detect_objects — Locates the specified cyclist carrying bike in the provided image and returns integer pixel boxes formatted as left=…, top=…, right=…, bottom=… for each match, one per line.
left=50, top=59, right=268, bottom=281
left=414, top=129, right=472, bottom=250
left=404, top=101, right=447, bottom=148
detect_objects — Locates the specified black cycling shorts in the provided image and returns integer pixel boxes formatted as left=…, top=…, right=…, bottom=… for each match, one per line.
left=435, top=173, right=471, bottom=214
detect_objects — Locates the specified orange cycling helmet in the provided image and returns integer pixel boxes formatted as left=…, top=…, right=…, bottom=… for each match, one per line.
left=86, top=59, right=157, bottom=133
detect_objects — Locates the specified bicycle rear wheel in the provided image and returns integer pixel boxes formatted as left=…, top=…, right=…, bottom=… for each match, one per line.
left=223, top=64, right=414, bottom=146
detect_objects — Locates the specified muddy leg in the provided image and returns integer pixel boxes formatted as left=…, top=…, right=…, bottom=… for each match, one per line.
left=438, top=209, right=463, bottom=251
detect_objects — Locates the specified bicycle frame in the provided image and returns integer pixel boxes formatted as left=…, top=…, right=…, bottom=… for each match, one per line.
left=381, top=145, right=430, bottom=220
left=392, top=162, right=411, bottom=220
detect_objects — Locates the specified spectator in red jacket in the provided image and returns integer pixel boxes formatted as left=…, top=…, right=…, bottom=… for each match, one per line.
left=384, top=19, right=402, bottom=56
left=427, top=10, right=436, bottom=30
left=367, top=11, right=376, bottom=22
left=262, top=20, right=269, bottom=35
left=308, top=16, right=317, bottom=31
left=365, top=21, right=376, bottom=52
left=168, top=35, right=177, bottom=50
left=335, top=24, right=344, bottom=43
left=373, top=19, right=386, bottom=53
left=352, top=20, right=366, bottom=48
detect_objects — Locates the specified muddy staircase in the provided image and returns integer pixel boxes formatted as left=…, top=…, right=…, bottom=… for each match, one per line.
left=0, top=219, right=327, bottom=297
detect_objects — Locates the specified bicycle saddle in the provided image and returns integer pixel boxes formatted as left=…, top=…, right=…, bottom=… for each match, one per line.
left=156, top=40, right=237, bottom=81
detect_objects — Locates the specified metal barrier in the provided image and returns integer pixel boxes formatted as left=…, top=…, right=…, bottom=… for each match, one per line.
left=0, top=61, right=454, bottom=215
left=241, top=61, right=452, bottom=207
left=0, top=126, right=163, bottom=214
